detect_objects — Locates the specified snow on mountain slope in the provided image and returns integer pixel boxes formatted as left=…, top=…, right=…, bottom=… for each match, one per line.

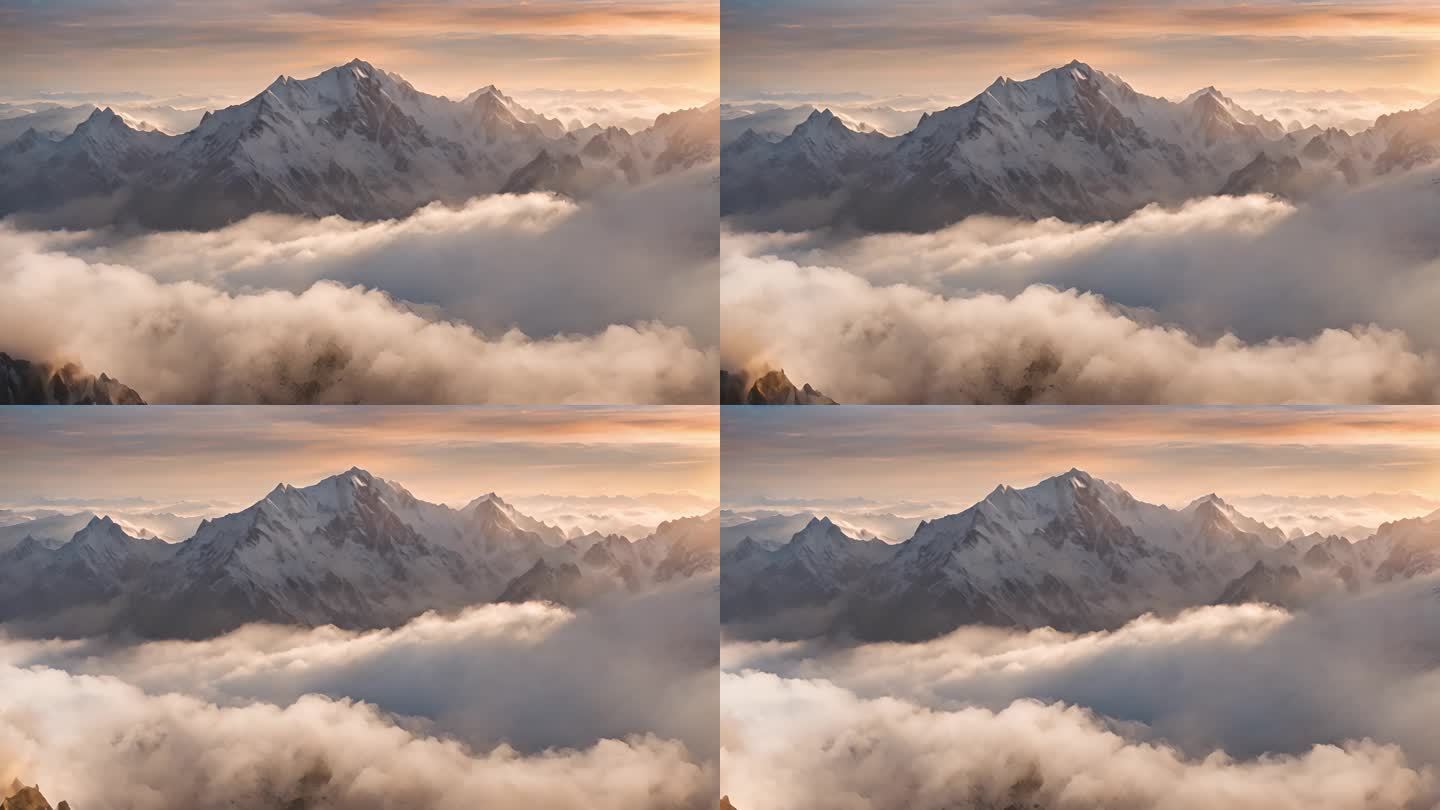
left=0, top=107, right=177, bottom=215
left=0, top=104, right=97, bottom=146
left=721, top=60, right=1440, bottom=230
left=721, top=516, right=894, bottom=634
left=720, top=510, right=904, bottom=553
left=0, top=510, right=160, bottom=553
left=0, top=468, right=718, bottom=639
left=0, top=60, right=720, bottom=229
left=0, top=516, right=168, bottom=629
left=722, top=468, right=1423, bottom=641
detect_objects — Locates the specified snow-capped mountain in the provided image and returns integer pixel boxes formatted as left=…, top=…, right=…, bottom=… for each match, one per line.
left=0, top=60, right=719, bottom=229
left=0, top=104, right=100, bottom=146
left=721, top=468, right=1440, bottom=640
left=720, top=510, right=908, bottom=553
left=0, top=468, right=718, bottom=639
left=721, top=60, right=1440, bottom=230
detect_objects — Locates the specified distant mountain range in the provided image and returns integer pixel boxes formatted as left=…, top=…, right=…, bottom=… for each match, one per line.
left=0, top=468, right=718, bottom=639
left=721, top=60, right=1440, bottom=230
left=0, top=59, right=719, bottom=229
left=722, top=468, right=1440, bottom=640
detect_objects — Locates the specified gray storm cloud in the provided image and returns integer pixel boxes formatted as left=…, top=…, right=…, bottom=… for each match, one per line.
left=721, top=581, right=1440, bottom=809
left=0, top=582, right=719, bottom=808
left=723, top=177, right=1440, bottom=403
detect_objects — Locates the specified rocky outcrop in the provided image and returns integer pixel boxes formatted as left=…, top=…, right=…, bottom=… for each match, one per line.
left=2, top=780, right=71, bottom=810
left=0, top=353, right=144, bottom=404
left=720, top=369, right=836, bottom=405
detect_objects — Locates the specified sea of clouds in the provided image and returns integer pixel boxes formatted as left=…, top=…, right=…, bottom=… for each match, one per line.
left=1, top=168, right=719, bottom=404
left=0, top=579, right=718, bottom=809
left=722, top=577, right=1440, bottom=809
left=723, top=172, right=1440, bottom=403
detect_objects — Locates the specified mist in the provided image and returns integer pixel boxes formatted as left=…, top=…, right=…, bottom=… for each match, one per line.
left=1, top=580, right=719, bottom=809
left=721, top=579, right=1440, bottom=809
left=723, top=178, right=1440, bottom=403
left=0, top=169, right=719, bottom=404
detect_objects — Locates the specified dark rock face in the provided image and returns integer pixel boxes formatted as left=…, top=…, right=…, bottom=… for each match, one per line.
left=0, top=353, right=145, bottom=404
left=720, top=369, right=836, bottom=405
left=2, top=780, right=68, bottom=810
left=497, top=558, right=587, bottom=604
left=1220, top=152, right=1304, bottom=196
left=1217, top=560, right=1304, bottom=605
left=499, top=149, right=587, bottom=195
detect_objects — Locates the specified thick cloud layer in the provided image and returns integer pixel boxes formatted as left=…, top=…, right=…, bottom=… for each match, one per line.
left=723, top=177, right=1440, bottom=403
left=2, top=168, right=718, bottom=403
left=1, top=581, right=718, bottom=808
left=721, top=581, right=1440, bottom=809
left=722, top=246, right=1435, bottom=403
left=2, top=228, right=715, bottom=404
left=0, top=669, right=707, bottom=810
left=722, top=672, right=1430, bottom=810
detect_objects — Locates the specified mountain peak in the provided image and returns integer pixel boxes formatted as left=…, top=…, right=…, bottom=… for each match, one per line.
left=265, top=482, right=295, bottom=501
left=802, top=516, right=835, bottom=531
left=85, top=106, right=121, bottom=124
left=339, top=58, right=380, bottom=78
left=1187, top=492, right=1229, bottom=509
left=1052, top=60, right=1099, bottom=82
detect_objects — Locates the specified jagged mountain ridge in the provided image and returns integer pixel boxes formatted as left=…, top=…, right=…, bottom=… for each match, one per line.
left=721, top=469, right=1429, bottom=640
left=0, top=468, right=718, bottom=639
left=721, top=60, right=1440, bottom=231
left=0, top=59, right=719, bottom=229
left=2, top=780, right=70, bottom=810
left=0, top=353, right=144, bottom=405
left=720, top=369, right=836, bottom=405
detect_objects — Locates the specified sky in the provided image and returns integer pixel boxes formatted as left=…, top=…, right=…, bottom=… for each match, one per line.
left=0, top=406, right=718, bottom=511
left=722, top=406, right=1440, bottom=513
left=0, top=0, right=718, bottom=101
left=723, top=0, right=1440, bottom=102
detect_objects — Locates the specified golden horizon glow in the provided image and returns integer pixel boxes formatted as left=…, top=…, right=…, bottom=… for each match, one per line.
left=722, top=407, right=1440, bottom=515
left=1, top=1, right=719, bottom=101
left=724, top=1, right=1440, bottom=102
left=0, top=407, right=719, bottom=512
